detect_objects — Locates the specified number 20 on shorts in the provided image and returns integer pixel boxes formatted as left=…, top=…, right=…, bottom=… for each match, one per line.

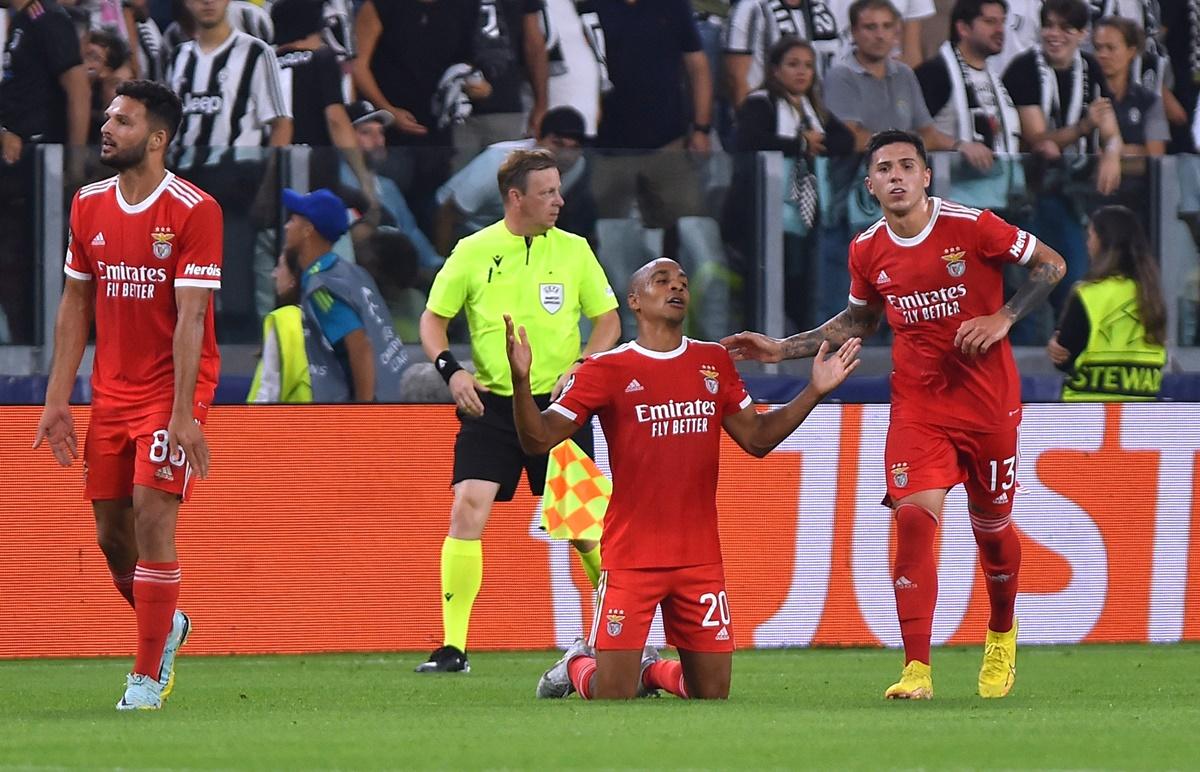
left=699, top=591, right=731, bottom=628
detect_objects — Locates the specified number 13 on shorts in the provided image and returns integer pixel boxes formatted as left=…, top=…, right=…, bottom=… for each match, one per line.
left=987, top=455, right=1016, bottom=493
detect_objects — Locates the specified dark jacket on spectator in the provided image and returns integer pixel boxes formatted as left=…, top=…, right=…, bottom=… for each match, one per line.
left=723, top=88, right=852, bottom=246
left=0, top=0, right=84, bottom=143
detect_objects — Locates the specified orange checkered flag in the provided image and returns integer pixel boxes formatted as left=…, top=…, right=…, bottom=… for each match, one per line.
left=540, top=439, right=610, bottom=541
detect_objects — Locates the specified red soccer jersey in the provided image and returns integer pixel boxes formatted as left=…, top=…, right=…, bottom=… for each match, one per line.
left=549, top=338, right=753, bottom=570
left=848, top=197, right=1035, bottom=430
left=64, top=172, right=222, bottom=411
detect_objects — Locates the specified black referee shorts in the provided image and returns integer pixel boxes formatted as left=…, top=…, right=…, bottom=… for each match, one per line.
left=452, top=390, right=595, bottom=502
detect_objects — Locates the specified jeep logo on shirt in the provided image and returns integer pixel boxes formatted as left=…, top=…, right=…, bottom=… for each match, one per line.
left=182, top=93, right=224, bottom=115
left=540, top=283, right=563, bottom=314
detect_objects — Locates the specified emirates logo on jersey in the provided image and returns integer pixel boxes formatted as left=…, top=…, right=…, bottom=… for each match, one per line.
left=942, top=247, right=966, bottom=277
left=151, top=227, right=175, bottom=260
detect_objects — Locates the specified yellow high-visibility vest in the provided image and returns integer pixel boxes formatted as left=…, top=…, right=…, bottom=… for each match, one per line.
left=247, top=305, right=313, bottom=404
left=1061, top=277, right=1166, bottom=402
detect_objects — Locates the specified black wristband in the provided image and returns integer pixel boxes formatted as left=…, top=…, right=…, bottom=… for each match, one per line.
left=693, top=123, right=711, bottom=134
left=434, top=349, right=464, bottom=384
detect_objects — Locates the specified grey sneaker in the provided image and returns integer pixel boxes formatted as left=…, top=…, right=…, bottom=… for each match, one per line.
left=536, top=637, right=592, bottom=698
left=636, top=645, right=662, bottom=698
left=158, top=610, right=191, bottom=699
left=116, top=673, right=163, bottom=711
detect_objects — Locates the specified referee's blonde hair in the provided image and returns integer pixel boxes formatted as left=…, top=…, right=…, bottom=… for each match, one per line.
left=497, top=148, right=557, bottom=198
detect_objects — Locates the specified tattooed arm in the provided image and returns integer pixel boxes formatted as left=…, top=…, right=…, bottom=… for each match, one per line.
left=1002, top=242, right=1068, bottom=321
left=722, top=303, right=884, bottom=363
left=954, top=242, right=1067, bottom=356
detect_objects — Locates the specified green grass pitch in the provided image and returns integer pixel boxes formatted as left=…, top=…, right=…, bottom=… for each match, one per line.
left=2, top=644, right=1198, bottom=770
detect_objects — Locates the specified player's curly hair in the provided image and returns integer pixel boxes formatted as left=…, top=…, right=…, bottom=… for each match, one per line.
left=115, top=79, right=184, bottom=144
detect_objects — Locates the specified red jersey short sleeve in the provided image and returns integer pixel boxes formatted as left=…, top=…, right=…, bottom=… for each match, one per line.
left=65, top=191, right=94, bottom=280
left=975, top=209, right=1036, bottom=266
left=716, top=348, right=752, bottom=416
left=847, top=237, right=883, bottom=308
left=554, top=339, right=753, bottom=571
left=174, top=197, right=223, bottom=289
left=853, top=198, right=1022, bottom=430
left=548, top=357, right=610, bottom=426
left=69, top=173, right=222, bottom=411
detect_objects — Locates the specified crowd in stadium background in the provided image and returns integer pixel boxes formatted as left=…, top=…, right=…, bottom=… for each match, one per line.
left=1, top=0, right=1198, bottom=377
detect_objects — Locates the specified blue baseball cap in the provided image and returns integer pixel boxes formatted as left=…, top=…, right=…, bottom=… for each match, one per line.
left=282, top=188, right=349, bottom=243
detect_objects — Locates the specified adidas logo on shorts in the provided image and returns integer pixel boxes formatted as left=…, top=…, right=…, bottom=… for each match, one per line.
left=715, top=626, right=729, bottom=642
left=894, top=575, right=915, bottom=589
left=992, top=492, right=1009, bottom=505
left=155, top=466, right=174, bottom=482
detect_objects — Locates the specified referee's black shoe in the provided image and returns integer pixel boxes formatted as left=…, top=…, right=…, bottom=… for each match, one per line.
left=414, top=645, right=470, bottom=673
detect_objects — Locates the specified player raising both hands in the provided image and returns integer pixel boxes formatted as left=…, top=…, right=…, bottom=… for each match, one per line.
left=509, top=258, right=860, bottom=700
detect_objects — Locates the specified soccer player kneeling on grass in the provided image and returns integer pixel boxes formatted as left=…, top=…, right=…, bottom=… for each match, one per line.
left=506, top=259, right=861, bottom=699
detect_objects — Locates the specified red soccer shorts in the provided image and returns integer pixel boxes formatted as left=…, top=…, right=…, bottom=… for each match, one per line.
left=589, top=562, right=734, bottom=653
left=883, top=420, right=1018, bottom=514
left=83, top=405, right=208, bottom=502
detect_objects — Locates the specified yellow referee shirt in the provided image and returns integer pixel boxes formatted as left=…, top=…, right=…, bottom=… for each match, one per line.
left=426, top=221, right=618, bottom=396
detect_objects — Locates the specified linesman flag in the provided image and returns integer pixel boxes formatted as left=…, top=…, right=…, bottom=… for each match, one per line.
left=540, top=439, right=610, bottom=541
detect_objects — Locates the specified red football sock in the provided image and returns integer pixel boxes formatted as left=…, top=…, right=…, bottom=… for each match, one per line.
left=893, top=503, right=939, bottom=665
left=971, top=511, right=1021, bottom=633
left=111, top=567, right=136, bottom=608
left=132, top=561, right=180, bottom=678
left=643, top=659, right=689, bottom=699
left=568, top=654, right=598, bottom=700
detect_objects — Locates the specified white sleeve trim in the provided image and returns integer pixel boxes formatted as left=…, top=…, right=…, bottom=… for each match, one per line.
left=738, top=394, right=753, bottom=410
left=547, top=402, right=579, bottom=423
left=848, top=293, right=868, bottom=306
left=64, top=265, right=93, bottom=281
left=175, top=278, right=221, bottom=289
left=1017, top=234, right=1037, bottom=265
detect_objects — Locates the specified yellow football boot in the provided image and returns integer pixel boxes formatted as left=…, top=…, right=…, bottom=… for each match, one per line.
left=979, top=620, right=1018, bottom=698
left=884, top=660, right=933, bottom=700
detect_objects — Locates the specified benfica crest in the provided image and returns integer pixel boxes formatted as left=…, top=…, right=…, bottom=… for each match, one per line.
left=700, top=366, right=719, bottom=395
left=942, top=248, right=966, bottom=277
left=891, top=462, right=910, bottom=489
left=151, top=227, right=175, bottom=260
left=606, top=609, right=625, bottom=637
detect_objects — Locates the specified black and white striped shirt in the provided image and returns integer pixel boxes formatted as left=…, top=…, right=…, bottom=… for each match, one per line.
left=169, top=29, right=290, bottom=166
left=723, top=0, right=841, bottom=82
left=261, top=0, right=354, bottom=60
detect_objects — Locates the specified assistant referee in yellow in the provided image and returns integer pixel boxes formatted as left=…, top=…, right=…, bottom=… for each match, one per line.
left=416, top=148, right=621, bottom=673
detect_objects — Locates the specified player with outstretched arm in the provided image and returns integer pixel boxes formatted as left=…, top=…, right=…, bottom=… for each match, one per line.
left=724, top=129, right=1066, bottom=700
left=509, top=257, right=860, bottom=700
